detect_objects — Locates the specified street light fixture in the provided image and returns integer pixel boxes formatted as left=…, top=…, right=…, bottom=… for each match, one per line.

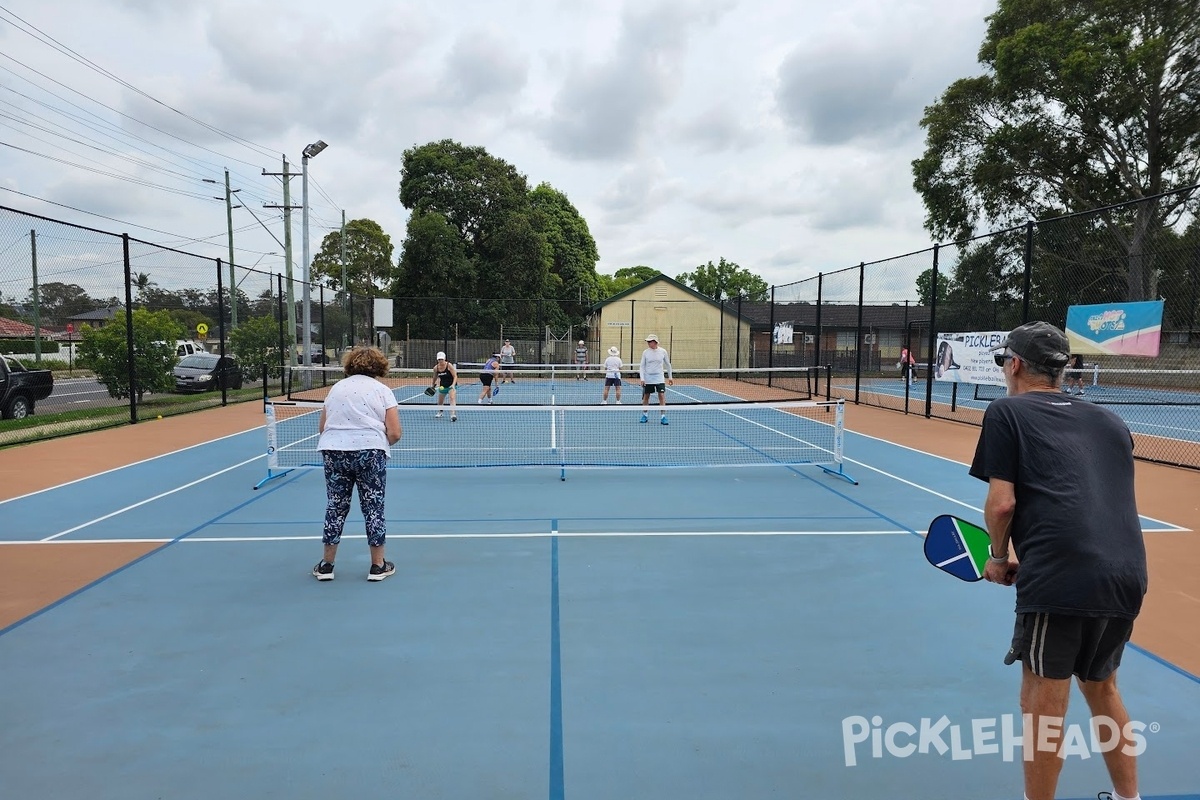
left=301, top=140, right=328, bottom=373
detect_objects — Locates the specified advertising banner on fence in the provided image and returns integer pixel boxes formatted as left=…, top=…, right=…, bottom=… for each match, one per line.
left=1065, top=301, right=1163, bottom=357
left=933, top=331, right=1008, bottom=386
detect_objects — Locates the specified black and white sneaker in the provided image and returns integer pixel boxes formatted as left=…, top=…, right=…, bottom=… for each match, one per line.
left=312, top=561, right=335, bottom=581
left=368, top=561, right=396, bottom=582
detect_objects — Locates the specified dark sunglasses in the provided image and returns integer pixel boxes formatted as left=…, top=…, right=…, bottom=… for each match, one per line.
left=993, top=352, right=1015, bottom=367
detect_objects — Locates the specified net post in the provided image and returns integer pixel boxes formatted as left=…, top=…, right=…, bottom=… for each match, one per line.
left=818, top=400, right=858, bottom=484
left=255, top=401, right=296, bottom=489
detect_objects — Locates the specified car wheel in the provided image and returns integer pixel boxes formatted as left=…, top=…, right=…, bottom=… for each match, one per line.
left=5, top=395, right=31, bottom=419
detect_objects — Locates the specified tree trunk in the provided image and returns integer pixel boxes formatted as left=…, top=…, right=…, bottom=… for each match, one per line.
left=1126, top=198, right=1159, bottom=301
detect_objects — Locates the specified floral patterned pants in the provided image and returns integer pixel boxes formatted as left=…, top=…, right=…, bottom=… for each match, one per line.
left=322, top=449, right=388, bottom=547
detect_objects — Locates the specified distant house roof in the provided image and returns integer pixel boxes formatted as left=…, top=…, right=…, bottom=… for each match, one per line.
left=0, top=316, right=58, bottom=338
left=67, top=306, right=124, bottom=322
left=739, top=302, right=931, bottom=329
left=592, top=274, right=731, bottom=312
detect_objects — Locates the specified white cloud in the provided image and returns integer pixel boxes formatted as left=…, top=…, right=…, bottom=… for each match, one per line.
left=0, top=0, right=996, bottom=299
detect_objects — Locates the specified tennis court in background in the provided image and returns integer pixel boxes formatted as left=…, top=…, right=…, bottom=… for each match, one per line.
left=1, top=395, right=1197, bottom=800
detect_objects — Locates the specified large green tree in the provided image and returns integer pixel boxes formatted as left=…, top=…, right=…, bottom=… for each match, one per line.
left=529, top=183, right=601, bottom=308
left=309, top=218, right=396, bottom=297
left=596, top=266, right=662, bottom=299
left=394, top=140, right=600, bottom=338
left=677, top=257, right=769, bottom=301
left=27, top=282, right=109, bottom=325
left=912, top=0, right=1200, bottom=300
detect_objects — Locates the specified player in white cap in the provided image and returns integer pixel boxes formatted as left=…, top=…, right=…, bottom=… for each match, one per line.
left=431, top=351, right=458, bottom=421
left=601, top=346, right=623, bottom=404
left=638, top=334, right=673, bottom=424
left=574, top=339, right=589, bottom=380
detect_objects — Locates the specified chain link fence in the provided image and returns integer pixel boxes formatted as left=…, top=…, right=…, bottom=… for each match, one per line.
left=5, top=187, right=1200, bottom=467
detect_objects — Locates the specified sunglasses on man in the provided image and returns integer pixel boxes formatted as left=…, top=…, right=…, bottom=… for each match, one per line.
left=993, top=351, right=1015, bottom=367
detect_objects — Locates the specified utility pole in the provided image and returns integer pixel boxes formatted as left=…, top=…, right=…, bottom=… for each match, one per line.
left=264, top=156, right=298, bottom=366
left=224, top=169, right=240, bottom=328
left=30, top=230, right=40, bottom=362
left=204, top=172, right=242, bottom=330
left=340, top=210, right=348, bottom=350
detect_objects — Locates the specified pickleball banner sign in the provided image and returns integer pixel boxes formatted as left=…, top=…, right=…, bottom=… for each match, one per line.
left=924, top=515, right=992, bottom=582
left=932, top=331, right=1008, bottom=386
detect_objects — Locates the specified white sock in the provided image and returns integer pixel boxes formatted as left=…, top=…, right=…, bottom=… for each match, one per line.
left=1114, top=793, right=1141, bottom=800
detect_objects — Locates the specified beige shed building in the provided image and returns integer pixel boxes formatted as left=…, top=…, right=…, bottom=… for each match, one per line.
left=589, top=275, right=752, bottom=370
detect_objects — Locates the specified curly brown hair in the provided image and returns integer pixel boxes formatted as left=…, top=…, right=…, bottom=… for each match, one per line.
left=341, top=346, right=390, bottom=378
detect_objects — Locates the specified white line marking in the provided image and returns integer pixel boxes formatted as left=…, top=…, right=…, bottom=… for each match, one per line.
left=842, top=427, right=1188, bottom=529
left=38, top=453, right=265, bottom=542
left=0, top=425, right=265, bottom=506
left=2, top=529, right=913, bottom=545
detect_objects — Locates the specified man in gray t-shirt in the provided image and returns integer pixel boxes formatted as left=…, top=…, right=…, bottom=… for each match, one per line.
left=969, top=321, right=1147, bottom=800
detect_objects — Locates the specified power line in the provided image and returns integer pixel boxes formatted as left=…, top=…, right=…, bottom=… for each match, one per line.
left=0, top=5, right=279, bottom=161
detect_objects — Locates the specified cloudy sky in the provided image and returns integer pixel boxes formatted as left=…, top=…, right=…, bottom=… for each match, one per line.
left=0, top=0, right=995, bottom=295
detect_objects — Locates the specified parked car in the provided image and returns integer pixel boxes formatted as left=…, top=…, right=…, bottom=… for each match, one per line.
left=0, top=355, right=54, bottom=419
left=175, top=340, right=206, bottom=357
left=173, top=353, right=242, bottom=393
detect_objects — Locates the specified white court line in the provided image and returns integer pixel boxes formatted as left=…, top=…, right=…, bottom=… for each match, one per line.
left=842, top=426, right=1190, bottom=530
left=38, top=453, right=265, bottom=542
left=1, top=529, right=912, bottom=545
left=0, top=425, right=264, bottom=506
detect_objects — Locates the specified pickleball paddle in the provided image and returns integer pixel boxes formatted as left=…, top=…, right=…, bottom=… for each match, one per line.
left=924, top=515, right=993, bottom=582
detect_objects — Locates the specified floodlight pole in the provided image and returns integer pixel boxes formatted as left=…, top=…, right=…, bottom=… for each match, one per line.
left=300, top=139, right=327, bottom=377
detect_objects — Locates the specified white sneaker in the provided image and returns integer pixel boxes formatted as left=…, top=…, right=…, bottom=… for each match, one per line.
left=477, top=399, right=483, bottom=404
left=615, top=399, right=621, bottom=404
left=601, top=399, right=607, bottom=405
left=435, top=411, right=443, bottom=418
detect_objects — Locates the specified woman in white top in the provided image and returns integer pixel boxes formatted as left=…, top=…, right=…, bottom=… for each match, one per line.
left=601, top=346, right=623, bottom=404
left=312, top=346, right=402, bottom=582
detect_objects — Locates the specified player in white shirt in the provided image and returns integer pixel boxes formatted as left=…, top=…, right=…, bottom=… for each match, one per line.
left=313, top=346, right=402, bottom=582
left=638, top=333, right=673, bottom=425
left=499, top=339, right=516, bottom=383
left=601, top=346, right=623, bottom=404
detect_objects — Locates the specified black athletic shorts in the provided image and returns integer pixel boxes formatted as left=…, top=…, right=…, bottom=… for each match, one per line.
left=605, top=377, right=621, bottom=387
left=480, top=374, right=493, bottom=386
left=642, top=383, right=666, bottom=395
left=1004, top=612, right=1134, bottom=681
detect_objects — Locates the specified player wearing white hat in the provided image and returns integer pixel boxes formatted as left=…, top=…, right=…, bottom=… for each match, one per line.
left=601, top=346, right=623, bottom=404
left=639, top=334, right=673, bottom=424
left=574, top=339, right=589, bottom=380
left=431, top=352, right=458, bottom=421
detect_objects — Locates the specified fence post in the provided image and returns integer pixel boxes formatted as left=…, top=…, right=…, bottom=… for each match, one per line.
left=217, top=257, right=227, bottom=404
left=735, top=293, right=743, bottom=379
left=629, top=299, right=635, bottom=360
left=122, top=234, right=137, bottom=424
left=1022, top=220, right=1034, bottom=323
left=925, top=244, right=940, bottom=418
left=855, top=262, right=865, bottom=404
left=814, top=273, right=823, bottom=368
left=768, top=287, right=776, bottom=384
left=277, top=273, right=286, bottom=390
left=719, top=297, right=725, bottom=370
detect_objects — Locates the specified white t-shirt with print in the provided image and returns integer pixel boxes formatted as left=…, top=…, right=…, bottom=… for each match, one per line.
left=317, top=374, right=398, bottom=453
